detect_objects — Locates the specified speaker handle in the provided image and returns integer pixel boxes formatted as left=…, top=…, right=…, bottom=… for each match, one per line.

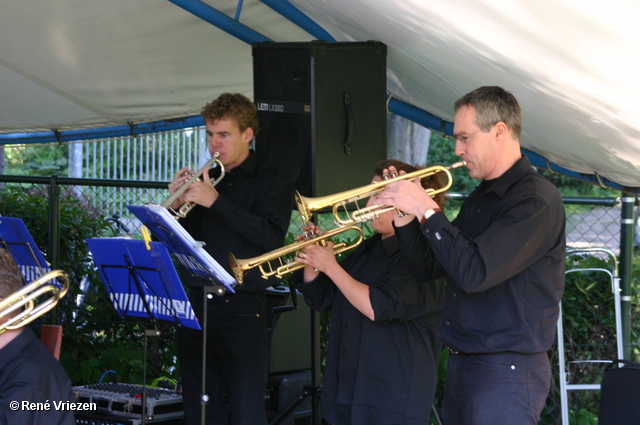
left=342, top=92, right=353, bottom=155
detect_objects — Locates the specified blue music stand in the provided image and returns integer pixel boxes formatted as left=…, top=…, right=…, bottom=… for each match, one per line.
left=0, top=216, right=53, bottom=283
left=86, top=238, right=200, bottom=330
left=127, top=204, right=236, bottom=295
left=87, top=237, right=204, bottom=425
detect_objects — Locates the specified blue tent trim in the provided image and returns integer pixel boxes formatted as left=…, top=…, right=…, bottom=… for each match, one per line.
left=0, top=0, right=635, bottom=192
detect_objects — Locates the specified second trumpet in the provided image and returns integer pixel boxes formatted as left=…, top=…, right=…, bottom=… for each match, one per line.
left=229, top=225, right=364, bottom=285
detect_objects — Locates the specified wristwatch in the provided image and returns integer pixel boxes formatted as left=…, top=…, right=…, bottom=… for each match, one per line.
left=423, top=207, right=442, bottom=221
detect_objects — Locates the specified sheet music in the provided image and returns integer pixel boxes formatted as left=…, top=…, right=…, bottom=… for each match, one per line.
left=0, top=216, right=57, bottom=285
left=127, top=204, right=236, bottom=293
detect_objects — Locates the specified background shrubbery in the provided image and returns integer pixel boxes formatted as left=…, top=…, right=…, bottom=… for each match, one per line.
left=0, top=185, right=179, bottom=386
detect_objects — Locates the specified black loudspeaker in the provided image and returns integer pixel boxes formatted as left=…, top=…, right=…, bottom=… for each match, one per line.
left=598, top=359, right=640, bottom=425
left=266, top=371, right=312, bottom=425
left=253, top=41, right=388, bottom=197
left=265, top=286, right=311, bottom=374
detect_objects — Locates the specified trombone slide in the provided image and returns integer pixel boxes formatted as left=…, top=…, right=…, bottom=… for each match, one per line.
left=0, top=270, right=70, bottom=334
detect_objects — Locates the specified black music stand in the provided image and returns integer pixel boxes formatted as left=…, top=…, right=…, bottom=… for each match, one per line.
left=126, top=203, right=237, bottom=425
left=0, top=216, right=53, bottom=284
left=87, top=237, right=201, bottom=425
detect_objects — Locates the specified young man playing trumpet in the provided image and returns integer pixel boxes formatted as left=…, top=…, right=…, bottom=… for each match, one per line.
left=290, top=159, right=445, bottom=425
left=168, top=93, right=294, bottom=425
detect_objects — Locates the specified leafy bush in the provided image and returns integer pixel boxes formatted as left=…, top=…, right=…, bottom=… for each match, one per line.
left=427, top=132, right=477, bottom=193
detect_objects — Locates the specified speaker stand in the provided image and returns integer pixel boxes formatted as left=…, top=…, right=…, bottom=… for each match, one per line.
left=269, top=308, right=323, bottom=425
left=142, top=328, right=161, bottom=425
left=199, top=286, right=219, bottom=425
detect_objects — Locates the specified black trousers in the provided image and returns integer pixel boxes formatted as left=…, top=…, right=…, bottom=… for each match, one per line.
left=176, top=289, right=269, bottom=425
left=442, top=351, right=551, bottom=425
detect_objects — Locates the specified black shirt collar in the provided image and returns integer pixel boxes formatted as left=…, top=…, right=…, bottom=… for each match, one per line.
left=233, top=150, right=258, bottom=177
left=0, top=327, right=32, bottom=366
left=481, top=155, right=531, bottom=197
left=380, top=233, right=400, bottom=256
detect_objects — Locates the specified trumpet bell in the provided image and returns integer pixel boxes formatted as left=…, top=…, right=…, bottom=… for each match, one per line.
left=162, top=152, right=225, bottom=219
left=296, top=161, right=466, bottom=226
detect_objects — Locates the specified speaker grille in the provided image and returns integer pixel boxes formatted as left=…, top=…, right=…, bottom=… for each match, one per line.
left=253, top=47, right=311, bottom=103
left=256, top=111, right=313, bottom=197
left=253, top=41, right=387, bottom=198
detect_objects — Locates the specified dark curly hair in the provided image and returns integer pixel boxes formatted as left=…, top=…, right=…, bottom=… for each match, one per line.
left=202, top=93, right=259, bottom=135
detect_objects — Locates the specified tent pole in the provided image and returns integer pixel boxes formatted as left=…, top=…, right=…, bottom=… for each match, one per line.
left=166, top=0, right=271, bottom=44
left=259, top=0, right=335, bottom=41
left=619, top=193, right=635, bottom=359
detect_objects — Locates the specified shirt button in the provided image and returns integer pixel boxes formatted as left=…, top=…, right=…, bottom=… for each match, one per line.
left=446, top=321, right=451, bottom=325
left=477, top=208, right=481, bottom=213
left=225, top=299, right=230, bottom=303
left=453, top=293, right=457, bottom=297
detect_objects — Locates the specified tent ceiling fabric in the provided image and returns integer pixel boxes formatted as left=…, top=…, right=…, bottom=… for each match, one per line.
left=1, top=0, right=639, bottom=188
left=0, top=0, right=309, bottom=132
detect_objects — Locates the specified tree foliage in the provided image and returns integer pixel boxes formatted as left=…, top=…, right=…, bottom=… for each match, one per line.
left=2, top=144, right=69, bottom=176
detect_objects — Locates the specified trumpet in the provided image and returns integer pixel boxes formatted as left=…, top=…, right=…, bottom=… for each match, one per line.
left=229, top=225, right=364, bottom=284
left=161, top=152, right=225, bottom=219
left=296, top=161, right=466, bottom=226
left=0, top=270, right=70, bottom=335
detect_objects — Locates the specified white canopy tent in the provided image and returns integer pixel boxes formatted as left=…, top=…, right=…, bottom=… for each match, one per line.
left=1, top=0, right=639, bottom=191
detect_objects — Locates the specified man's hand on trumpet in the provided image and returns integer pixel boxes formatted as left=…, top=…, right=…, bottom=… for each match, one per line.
left=374, top=165, right=440, bottom=225
left=168, top=166, right=220, bottom=209
left=167, top=166, right=193, bottom=209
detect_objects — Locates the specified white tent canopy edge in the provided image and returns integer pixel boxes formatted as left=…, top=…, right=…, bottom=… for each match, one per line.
left=0, top=0, right=638, bottom=192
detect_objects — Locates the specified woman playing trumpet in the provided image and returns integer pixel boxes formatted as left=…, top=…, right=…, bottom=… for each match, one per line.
left=289, top=159, right=446, bottom=425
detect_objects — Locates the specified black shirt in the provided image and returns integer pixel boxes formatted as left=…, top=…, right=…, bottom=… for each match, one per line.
left=292, top=234, right=444, bottom=425
left=395, top=155, right=566, bottom=354
left=180, top=150, right=294, bottom=292
left=0, top=327, right=75, bottom=425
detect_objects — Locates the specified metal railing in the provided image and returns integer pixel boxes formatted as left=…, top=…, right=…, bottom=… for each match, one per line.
left=0, top=175, right=637, bottom=424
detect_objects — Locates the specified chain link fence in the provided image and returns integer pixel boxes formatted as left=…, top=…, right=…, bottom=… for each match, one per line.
left=0, top=177, right=637, bottom=424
